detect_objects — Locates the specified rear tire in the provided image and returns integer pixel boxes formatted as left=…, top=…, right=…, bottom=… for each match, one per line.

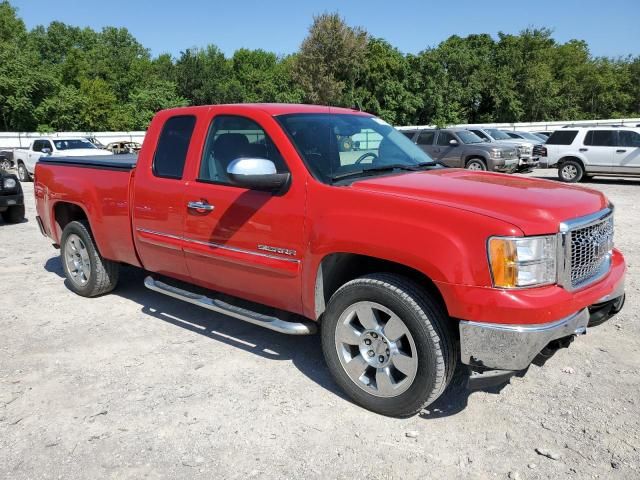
left=60, top=220, right=119, bottom=297
left=321, top=273, right=457, bottom=417
left=558, top=160, right=584, bottom=183
left=465, top=158, right=487, bottom=171
left=1, top=205, right=25, bottom=223
left=17, top=162, right=31, bottom=182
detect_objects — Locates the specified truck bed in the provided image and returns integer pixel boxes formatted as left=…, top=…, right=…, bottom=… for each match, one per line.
left=38, top=154, right=138, bottom=170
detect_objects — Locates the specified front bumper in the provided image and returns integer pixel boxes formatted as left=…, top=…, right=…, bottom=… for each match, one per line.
left=459, top=279, right=625, bottom=371
left=0, top=192, right=24, bottom=209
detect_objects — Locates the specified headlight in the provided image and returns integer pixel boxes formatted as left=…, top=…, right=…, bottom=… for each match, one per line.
left=488, top=235, right=557, bottom=288
left=3, top=178, right=16, bottom=189
left=491, top=149, right=503, bottom=158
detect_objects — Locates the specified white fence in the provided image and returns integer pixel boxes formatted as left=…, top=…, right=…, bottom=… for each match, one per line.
left=0, top=131, right=146, bottom=149
left=397, top=118, right=640, bottom=132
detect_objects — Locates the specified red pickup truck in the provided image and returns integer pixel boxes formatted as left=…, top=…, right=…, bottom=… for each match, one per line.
left=34, top=104, right=626, bottom=417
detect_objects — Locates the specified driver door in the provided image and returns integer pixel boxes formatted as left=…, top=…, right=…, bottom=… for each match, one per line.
left=181, top=112, right=306, bottom=313
left=434, top=131, right=461, bottom=167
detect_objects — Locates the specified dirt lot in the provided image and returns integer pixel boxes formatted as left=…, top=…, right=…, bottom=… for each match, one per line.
left=1, top=170, right=639, bottom=480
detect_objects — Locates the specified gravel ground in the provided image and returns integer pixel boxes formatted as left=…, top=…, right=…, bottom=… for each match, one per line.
left=1, top=169, right=639, bottom=480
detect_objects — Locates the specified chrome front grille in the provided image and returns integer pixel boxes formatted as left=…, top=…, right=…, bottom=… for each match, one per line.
left=559, top=209, right=614, bottom=290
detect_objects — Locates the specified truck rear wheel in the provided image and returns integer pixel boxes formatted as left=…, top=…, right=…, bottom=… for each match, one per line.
left=558, top=160, right=584, bottom=182
left=321, top=273, right=456, bottom=417
left=1, top=205, right=25, bottom=224
left=60, top=220, right=119, bottom=297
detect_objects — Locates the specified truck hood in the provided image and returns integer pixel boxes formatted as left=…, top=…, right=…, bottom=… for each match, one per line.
left=52, top=149, right=112, bottom=157
left=351, top=169, right=608, bottom=235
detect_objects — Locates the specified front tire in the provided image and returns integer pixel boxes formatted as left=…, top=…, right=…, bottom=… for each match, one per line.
left=321, top=273, right=456, bottom=417
left=558, top=160, right=584, bottom=183
left=17, top=162, right=31, bottom=182
left=60, top=220, right=119, bottom=297
left=1, top=205, right=25, bottom=223
left=465, top=158, right=487, bottom=171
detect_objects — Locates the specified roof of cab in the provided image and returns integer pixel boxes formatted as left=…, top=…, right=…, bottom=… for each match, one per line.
left=160, top=103, right=371, bottom=117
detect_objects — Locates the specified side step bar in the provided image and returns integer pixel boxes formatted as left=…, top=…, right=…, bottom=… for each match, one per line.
left=144, top=276, right=317, bottom=335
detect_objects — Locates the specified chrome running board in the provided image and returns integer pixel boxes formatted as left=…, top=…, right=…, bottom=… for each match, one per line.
left=144, top=276, right=316, bottom=335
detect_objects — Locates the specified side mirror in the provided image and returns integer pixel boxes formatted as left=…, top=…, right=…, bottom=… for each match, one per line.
left=449, top=139, right=459, bottom=146
left=226, top=158, right=290, bottom=192
left=41, top=147, right=52, bottom=154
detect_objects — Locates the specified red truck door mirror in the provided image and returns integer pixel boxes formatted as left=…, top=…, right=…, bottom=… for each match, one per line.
left=226, top=158, right=290, bottom=193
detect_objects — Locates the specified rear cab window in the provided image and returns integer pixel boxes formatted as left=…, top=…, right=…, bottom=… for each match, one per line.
left=153, top=115, right=196, bottom=179
left=546, top=130, right=579, bottom=145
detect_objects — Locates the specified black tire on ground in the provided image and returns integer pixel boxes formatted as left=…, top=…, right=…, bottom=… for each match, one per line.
left=0, top=158, right=11, bottom=171
left=1, top=205, right=25, bottom=223
left=17, top=162, right=31, bottom=182
left=465, top=158, right=487, bottom=171
left=558, top=160, right=584, bottom=183
left=60, top=220, right=119, bottom=297
left=321, top=273, right=457, bottom=417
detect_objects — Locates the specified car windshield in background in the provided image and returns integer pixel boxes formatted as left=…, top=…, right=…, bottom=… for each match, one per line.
left=277, top=114, right=435, bottom=184
left=487, top=129, right=512, bottom=140
left=54, top=139, right=96, bottom=150
left=517, top=131, right=543, bottom=142
left=457, top=131, right=485, bottom=144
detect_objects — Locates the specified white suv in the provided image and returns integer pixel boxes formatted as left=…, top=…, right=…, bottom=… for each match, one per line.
left=540, top=127, right=640, bottom=182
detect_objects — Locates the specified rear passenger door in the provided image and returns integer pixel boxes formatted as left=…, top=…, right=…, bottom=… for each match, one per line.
left=415, top=130, right=436, bottom=157
left=132, top=114, right=196, bottom=282
left=613, top=130, right=640, bottom=173
left=582, top=130, right=614, bottom=171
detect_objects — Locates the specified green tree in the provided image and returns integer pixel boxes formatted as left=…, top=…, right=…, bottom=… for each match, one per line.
left=293, top=13, right=367, bottom=106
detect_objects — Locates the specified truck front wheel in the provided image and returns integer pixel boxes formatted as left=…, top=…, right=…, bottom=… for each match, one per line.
left=465, top=158, right=487, bottom=171
left=17, top=162, right=31, bottom=182
left=321, top=273, right=456, bottom=417
left=60, top=220, right=119, bottom=297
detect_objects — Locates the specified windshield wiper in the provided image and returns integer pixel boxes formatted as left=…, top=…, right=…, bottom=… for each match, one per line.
left=330, top=162, right=436, bottom=182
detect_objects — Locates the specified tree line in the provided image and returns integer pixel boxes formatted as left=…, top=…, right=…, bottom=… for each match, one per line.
left=0, top=1, right=638, bottom=132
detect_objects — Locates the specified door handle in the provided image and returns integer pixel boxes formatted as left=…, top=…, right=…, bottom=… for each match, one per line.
left=579, top=148, right=588, bottom=152
left=187, top=200, right=215, bottom=213
left=616, top=149, right=627, bottom=153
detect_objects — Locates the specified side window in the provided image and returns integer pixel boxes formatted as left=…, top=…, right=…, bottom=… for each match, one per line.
left=43, top=140, right=52, bottom=151
left=32, top=140, right=44, bottom=152
left=547, top=130, right=578, bottom=145
left=401, top=131, right=416, bottom=140
left=417, top=131, right=435, bottom=146
left=584, top=130, right=614, bottom=147
left=618, top=131, right=640, bottom=147
left=436, top=132, right=455, bottom=146
left=471, top=130, right=488, bottom=141
left=199, top=115, right=287, bottom=184
left=153, top=115, right=196, bottom=179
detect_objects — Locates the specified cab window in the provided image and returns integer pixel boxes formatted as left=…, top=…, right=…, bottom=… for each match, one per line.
left=199, top=115, right=287, bottom=184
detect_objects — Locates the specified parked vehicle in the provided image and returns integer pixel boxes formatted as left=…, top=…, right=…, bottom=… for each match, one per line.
left=404, top=128, right=518, bottom=172
left=84, top=136, right=106, bottom=149
left=538, top=127, right=640, bottom=182
left=502, top=130, right=546, bottom=144
left=14, top=136, right=112, bottom=182
left=105, top=141, right=142, bottom=154
left=0, top=168, right=24, bottom=223
left=466, top=127, right=537, bottom=171
left=34, top=104, right=626, bottom=417
left=531, top=132, right=549, bottom=141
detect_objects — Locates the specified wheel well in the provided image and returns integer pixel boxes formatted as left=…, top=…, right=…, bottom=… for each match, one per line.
left=53, top=202, right=88, bottom=235
left=314, top=253, right=448, bottom=320
left=464, top=156, right=487, bottom=166
left=558, top=156, right=584, bottom=168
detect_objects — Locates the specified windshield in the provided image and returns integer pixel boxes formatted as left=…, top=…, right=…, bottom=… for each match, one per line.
left=54, top=139, right=96, bottom=150
left=457, top=130, right=485, bottom=144
left=277, top=114, right=435, bottom=183
left=517, top=131, right=543, bottom=142
left=486, top=129, right=512, bottom=140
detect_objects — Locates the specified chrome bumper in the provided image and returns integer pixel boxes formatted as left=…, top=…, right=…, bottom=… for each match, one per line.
left=459, top=309, right=589, bottom=371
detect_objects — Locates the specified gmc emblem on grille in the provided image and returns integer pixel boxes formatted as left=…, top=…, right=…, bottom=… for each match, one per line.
left=592, top=238, right=609, bottom=258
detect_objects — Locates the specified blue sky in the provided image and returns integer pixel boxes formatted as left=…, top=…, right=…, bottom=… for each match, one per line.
left=11, top=0, right=640, bottom=58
